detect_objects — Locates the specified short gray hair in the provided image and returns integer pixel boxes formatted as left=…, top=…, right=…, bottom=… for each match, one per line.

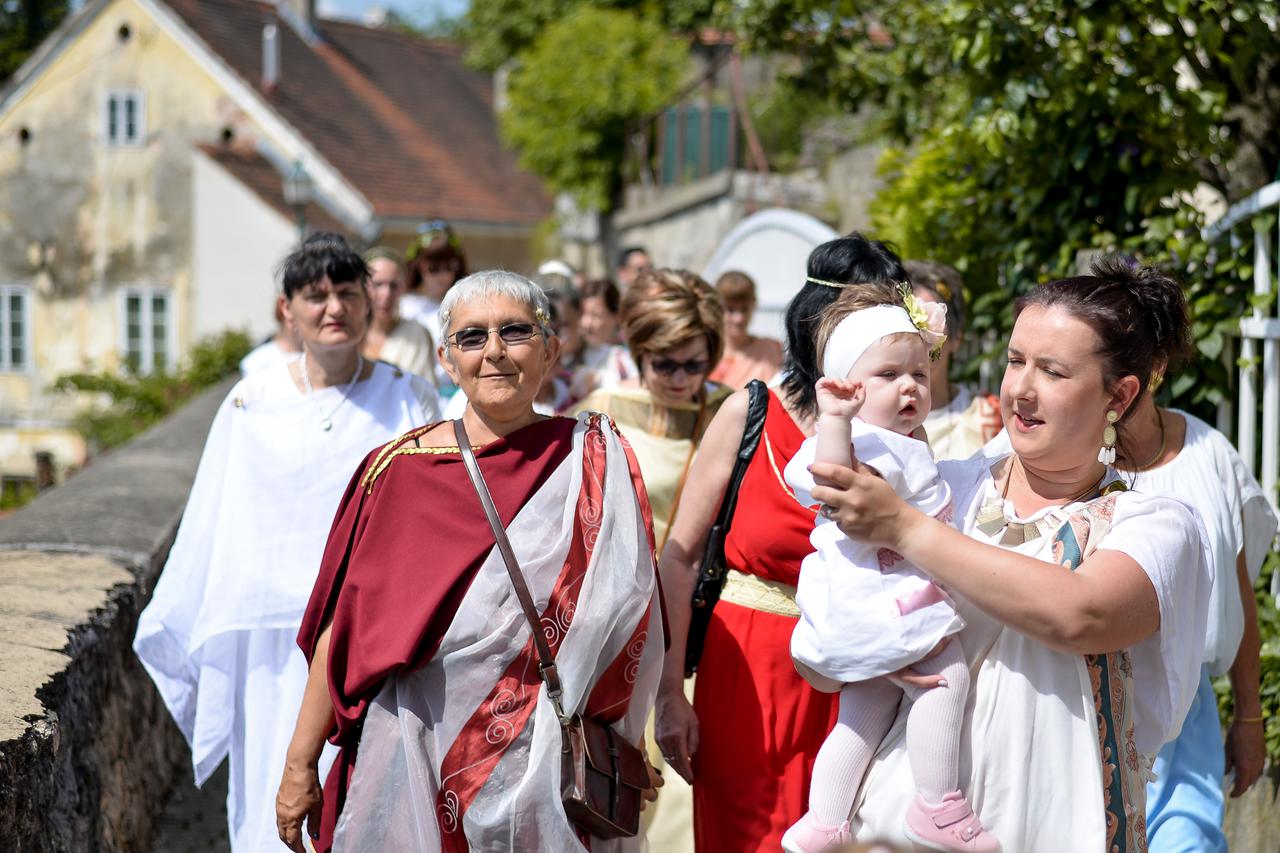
left=437, top=270, right=554, bottom=340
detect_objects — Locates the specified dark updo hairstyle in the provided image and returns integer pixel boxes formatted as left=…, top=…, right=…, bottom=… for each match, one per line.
left=781, top=233, right=907, bottom=416
left=280, top=232, right=369, bottom=299
left=1014, top=255, right=1192, bottom=428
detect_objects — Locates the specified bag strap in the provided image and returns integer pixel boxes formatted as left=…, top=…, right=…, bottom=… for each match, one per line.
left=453, top=418, right=567, bottom=720
left=715, top=380, right=770, bottom=529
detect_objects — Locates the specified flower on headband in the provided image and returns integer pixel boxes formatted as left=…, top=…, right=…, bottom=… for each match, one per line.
left=899, top=284, right=948, bottom=361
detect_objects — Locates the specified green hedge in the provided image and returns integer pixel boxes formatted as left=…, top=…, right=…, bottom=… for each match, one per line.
left=55, top=330, right=251, bottom=453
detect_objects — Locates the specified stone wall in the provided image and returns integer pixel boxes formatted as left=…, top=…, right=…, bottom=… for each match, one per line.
left=1225, top=767, right=1280, bottom=852
left=0, top=379, right=229, bottom=852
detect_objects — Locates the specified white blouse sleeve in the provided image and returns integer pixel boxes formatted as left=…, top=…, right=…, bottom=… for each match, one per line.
left=1219, top=431, right=1280, bottom=583
left=1094, top=491, right=1214, bottom=754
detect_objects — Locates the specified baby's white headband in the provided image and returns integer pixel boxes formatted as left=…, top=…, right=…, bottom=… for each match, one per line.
left=822, top=305, right=924, bottom=380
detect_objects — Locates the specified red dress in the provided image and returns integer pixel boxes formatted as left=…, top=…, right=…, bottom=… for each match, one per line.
left=692, top=390, right=839, bottom=851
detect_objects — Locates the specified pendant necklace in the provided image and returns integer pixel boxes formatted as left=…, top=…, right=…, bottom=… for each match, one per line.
left=974, top=457, right=1114, bottom=546
left=299, top=350, right=364, bottom=431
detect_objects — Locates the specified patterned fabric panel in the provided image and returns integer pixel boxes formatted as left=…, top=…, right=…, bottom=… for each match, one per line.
left=1052, top=495, right=1149, bottom=853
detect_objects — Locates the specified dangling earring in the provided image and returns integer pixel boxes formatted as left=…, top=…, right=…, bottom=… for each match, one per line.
left=1098, top=411, right=1119, bottom=465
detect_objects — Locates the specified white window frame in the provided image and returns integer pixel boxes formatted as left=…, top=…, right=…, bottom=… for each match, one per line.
left=119, top=285, right=176, bottom=375
left=0, top=285, right=32, bottom=373
left=102, top=89, right=146, bottom=147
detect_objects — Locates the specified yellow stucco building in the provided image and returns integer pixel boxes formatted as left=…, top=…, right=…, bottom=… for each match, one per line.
left=0, top=0, right=548, bottom=481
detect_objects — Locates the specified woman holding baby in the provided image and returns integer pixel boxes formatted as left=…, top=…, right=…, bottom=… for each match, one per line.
left=804, top=257, right=1214, bottom=851
left=660, top=238, right=1215, bottom=853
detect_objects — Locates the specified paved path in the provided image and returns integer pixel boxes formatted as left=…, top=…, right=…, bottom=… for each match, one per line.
left=150, top=762, right=231, bottom=853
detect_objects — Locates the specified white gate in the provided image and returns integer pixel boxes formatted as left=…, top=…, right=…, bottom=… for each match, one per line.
left=1203, top=181, right=1280, bottom=517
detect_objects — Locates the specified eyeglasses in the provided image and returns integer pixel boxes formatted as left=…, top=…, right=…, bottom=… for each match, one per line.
left=446, top=323, right=541, bottom=351
left=647, top=356, right=711, bottom=377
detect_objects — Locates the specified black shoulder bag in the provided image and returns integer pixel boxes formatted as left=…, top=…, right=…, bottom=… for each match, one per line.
left=684, top=379, right=769, bottom=676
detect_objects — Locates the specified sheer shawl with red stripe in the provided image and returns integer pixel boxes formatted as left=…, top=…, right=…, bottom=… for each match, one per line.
left=300, top=413, right=662, bottom=852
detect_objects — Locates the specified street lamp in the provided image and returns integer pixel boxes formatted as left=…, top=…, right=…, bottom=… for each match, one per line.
left=282, top=160, right=314, bottom=241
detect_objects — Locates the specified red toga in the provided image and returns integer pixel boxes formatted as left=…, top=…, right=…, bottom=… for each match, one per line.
left=297, top=417, right=584, bottom=852
left=692, top=390, right=839, bottom=851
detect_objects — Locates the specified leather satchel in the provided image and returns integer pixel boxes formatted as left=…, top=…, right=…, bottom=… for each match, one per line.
left=453, top=419, right=647, bottom=840
left=684, top=379, right=770, bottom=676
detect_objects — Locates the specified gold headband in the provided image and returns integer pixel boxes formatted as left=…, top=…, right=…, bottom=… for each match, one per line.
left=806, top=276, right=848, bottom=288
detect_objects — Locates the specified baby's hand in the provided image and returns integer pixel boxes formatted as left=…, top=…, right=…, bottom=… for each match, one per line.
left=815, top=378, right=865, bottom=419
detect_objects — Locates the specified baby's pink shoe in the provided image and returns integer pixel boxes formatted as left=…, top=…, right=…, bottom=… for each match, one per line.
left=903, top=791, right=1000, bottom=852
left=780, top=812, right=852, bottom=853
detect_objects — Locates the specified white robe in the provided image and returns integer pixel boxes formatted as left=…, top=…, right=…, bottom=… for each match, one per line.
left=851, top=455, right=1213, bottom=850
left=134, top=360, right=439, bottom=852
left=376, top=318, right=438, bottom=384
left=1126, top=409, right=1278, bottom=674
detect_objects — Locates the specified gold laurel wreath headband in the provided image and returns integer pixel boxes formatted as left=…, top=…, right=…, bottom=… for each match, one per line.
left=806, top=276, right=915, bottom=291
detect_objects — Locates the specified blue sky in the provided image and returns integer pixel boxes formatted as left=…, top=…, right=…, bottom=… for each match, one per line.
left=317, top=0, right=469, bottom=25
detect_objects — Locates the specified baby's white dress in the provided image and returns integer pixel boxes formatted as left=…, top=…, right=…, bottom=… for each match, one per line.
left=784, top=420, right=964, bottom=683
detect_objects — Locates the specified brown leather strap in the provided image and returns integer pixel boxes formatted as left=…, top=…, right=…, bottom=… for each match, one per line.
left=453, top=419, right=566, bottom=718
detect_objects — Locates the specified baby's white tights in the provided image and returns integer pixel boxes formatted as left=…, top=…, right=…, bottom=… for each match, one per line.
left=807, top=640, right=970, bottom=827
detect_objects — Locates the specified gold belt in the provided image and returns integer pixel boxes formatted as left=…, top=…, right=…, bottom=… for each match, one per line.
left=720, top=569, right=800, bottom=618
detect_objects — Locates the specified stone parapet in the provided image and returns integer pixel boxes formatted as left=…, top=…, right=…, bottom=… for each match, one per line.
left=0, top=379, right=231, bottom=852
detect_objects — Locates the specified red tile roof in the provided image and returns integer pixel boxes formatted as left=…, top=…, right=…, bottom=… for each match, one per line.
left=167, top=0, right=550, bottom=226
left=197, top=142, right=349, bottom=234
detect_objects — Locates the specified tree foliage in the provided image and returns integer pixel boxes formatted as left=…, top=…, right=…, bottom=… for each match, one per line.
left=497, top=5, right=689, bottom=210
left=461, top=0, right=713, bottom=73
left=0, top=0, right=70, bottom=84
left=54, top=330, right=250, bottom=452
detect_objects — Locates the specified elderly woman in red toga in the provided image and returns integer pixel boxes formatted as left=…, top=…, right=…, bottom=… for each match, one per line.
left=275, top=270, right=664, bottom=852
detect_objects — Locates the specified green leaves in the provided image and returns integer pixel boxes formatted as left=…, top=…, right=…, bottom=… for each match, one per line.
left=0, top=0, right=70, bottom=84
left=54, top=330, right=250, bottom=452
left=496, top=5, right=688, bottom=210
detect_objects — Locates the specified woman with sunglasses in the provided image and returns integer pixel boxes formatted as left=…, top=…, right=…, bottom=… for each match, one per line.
left=276, top=271, right=664, bottom=852
left=574, top=267, right=729, bottom=852
left=576, top=268, right=730, bottom=552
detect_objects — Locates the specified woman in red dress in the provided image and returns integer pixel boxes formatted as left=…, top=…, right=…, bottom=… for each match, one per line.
left=655, top=233, right=911, bottom=851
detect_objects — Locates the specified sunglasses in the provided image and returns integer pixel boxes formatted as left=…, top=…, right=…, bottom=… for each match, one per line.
left=647, top=356, right=711, bottom=377
left=447, top=322, right=541, bottom=351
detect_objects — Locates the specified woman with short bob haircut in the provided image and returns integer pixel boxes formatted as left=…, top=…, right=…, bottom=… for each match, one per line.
left=276, top=270, right=664, bottom=853
left=577, top=268, right=729, bottom=551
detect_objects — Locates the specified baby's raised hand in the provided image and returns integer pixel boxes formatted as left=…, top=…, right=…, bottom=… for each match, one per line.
left=815, top=378, right=865, bottom=419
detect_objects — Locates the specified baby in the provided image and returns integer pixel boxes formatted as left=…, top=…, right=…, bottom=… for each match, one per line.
left=780, top=286, right=998, bottom=853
